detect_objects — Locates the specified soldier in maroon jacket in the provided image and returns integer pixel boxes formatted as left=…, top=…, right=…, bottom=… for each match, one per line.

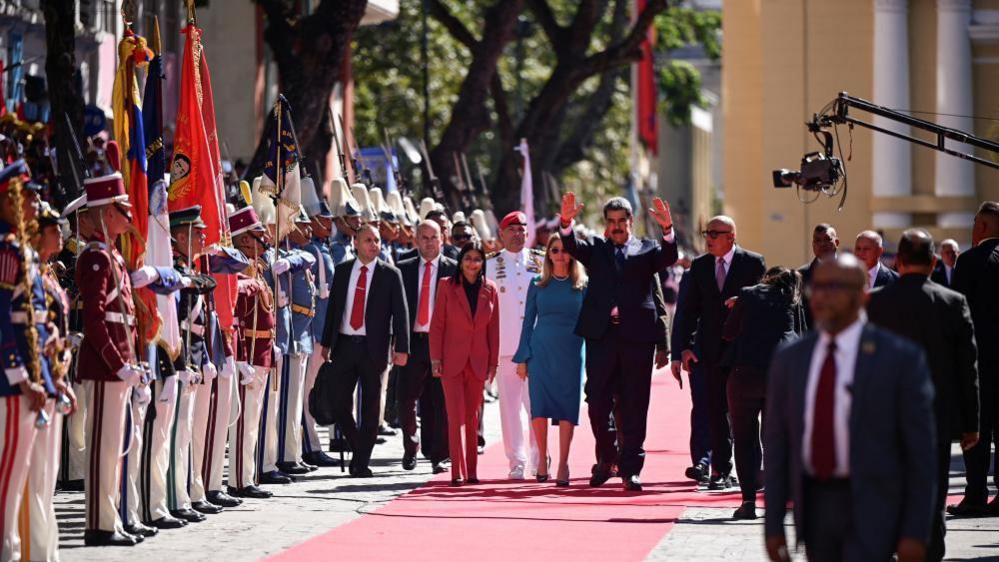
left=227, top=206, right=277, bottom=499
left=75, top=172, right=148, bottom=547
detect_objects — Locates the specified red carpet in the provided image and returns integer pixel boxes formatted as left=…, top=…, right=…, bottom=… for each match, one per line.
left=269, top=374, right=743, bottom=562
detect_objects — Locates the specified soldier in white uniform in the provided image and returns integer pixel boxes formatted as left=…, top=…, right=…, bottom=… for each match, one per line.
left=486, top=211, right=543, bottom=479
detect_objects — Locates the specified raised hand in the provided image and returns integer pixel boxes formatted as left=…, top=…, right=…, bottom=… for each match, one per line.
left=648, top=197, right=673, bottom=231
left=560, top=192, right=584, bottom=227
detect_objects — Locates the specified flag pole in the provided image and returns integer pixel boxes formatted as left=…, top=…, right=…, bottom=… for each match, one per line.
left=271, top=97, right=283, bottom=392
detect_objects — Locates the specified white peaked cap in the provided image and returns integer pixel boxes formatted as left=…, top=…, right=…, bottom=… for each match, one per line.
left=251, top=176, right=277, bottom=226
left=419, top=197, right=437, bottom=220
left=329, top=178, right=359, bottom=217
left=351, top=183, right=377, bottom=222
left=300, top=175, right=321, bottom=216
left=404, top=196, right=420, bottom=224
left=369, top=187, right=387, bottom=216
left=386, top=191, right=409, bottom=224
left=452, top=211, right=466, bottom=225
left=470, top=209, right=491, bottom=240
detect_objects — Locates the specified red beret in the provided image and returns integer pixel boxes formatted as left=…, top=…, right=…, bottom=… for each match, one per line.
left=500, top=211, right=528, bottom=230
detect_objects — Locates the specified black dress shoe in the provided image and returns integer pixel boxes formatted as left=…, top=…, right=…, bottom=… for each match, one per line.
left=947, top=499, right=988, bottom=517
left=684, top=463, right=708, bottom=483
left=276, top=462, right=311, bottom=475
left=589, top=463, right=612, bottom=487
left=733, top=501, right=757, bottom=520
left=301, top=460, right=318, bottom=472
left=259, top=470, right=293, bottom=485
left=432, top=463, right=448, bottom=474
left=124, top=521, right=159, bottom=537
left=84, top=530, right=140, bottom=546
left=349, top=467, right=374, bottom=478
left=61, top=479, right=85, bottom=492
left=191, top=500, right=223, bottom=514
left=231, top=484, right=273, bottom=499
left=402, top=456, right=417, bottom=471
left=171, top=507, right=206, bottom=523
left=708, top=473, right=736, bottom=491
left=467, top=477, right=480, bottom=485
left=206, top=490, right=243, bottom=508
left=147, top=515, right=187, bottom=529
left=374, top=436, right=387, bottom=445
left=450, top=478, right=464, bottom=487
left=304, top=451, right=339, bottom=467
left=623, top=475, right=643, bottom=492
left=378, top=425, right=398, bottom=436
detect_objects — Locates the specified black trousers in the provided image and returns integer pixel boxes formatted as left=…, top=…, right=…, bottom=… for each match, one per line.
left=330, top=336, right=386, bottom=470
left=927, top=423, right=951, bottom=562
left=726, top=366, right=765, bottom=501
left=705, top=361, right=733, bottom=476
left=396, top=334, right=448, bottom=463
left=962, top=370, right=998, bottom=504
left=803, top=477, right=866, bottom=562
left=585, top=328, right=654, bottom=478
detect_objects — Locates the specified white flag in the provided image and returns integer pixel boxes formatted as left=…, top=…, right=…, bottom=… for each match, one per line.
left=516, top=138, right=536, bottom=248
left=148, top=178, right=181, bottom=359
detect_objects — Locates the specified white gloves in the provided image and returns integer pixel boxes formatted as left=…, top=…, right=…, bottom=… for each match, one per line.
left=130, top=266, right=160, bottom=289
left=158, top=378, right=178, bottom=403
left=180, top=276, right=193, bottom=289
left=177, top=368, right=195, bottom=387
left=272, top=258, right=291, bottom=275
left=203, top=362, right=218, bottom=382
left=220, top=357, right=236, bottom=379
left=277, top=289, right=288, bottom=308
left=133, top=385, right=152, bottom=406
left=116, top=364, right=144, bottom=386
left=237, top=361, right=255, bottom=385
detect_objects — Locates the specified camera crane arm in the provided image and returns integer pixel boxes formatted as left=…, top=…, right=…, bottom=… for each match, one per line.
left=813, top=92, right=999, bottom=170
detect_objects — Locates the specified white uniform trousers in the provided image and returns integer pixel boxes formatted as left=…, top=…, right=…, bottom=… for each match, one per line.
left=62, top=381, right=87, bottom=482
left=138, top=378, right=177, bottom=524
left=189, top=375, right=215, bottom=503
left=496, top=357, right=538, bottom=471
left=259, top=357, right=282, bottom=473
left=1, top=394, right=39, bottom=561
left=232, top=366, right=268, bottom=489
left=301, top=345, right=325, bottom=454
left=21, top=401, right=60, bottom=562
left=201, top=374, right=236, bottom=493
left=83, top=380, right=129, bottom=533
left=167, top=382, right=196, bottom=511
left=277, top=353, right=308, bottom=464
left=119, top=391, right=148, bottom=526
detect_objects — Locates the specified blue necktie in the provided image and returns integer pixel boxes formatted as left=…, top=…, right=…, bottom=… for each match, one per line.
left=615, top=245, right=626, bottom=270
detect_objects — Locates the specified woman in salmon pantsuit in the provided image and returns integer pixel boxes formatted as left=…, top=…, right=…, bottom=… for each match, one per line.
left=430, top=241, right=500, bottom=486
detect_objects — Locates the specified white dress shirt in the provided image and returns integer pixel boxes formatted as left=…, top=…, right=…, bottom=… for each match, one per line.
left=413, top=254, right=441, bottom=333
left=340, top=258, right=377, bottom=336
left=802, top=318, right=864, bottom=478
left=866, top=262, right=881, bottom=290
left=944, top=264, right=953, bottom=285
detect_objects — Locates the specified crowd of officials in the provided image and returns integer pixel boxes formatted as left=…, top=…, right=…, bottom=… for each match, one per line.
left=0, top=132, right=997, bottom=562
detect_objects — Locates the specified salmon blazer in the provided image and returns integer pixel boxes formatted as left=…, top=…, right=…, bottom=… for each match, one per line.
left=429, top=277, right=500, bottom=380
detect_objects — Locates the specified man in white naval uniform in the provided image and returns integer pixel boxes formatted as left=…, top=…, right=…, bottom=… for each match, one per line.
left=487, top=211, right=543, bottom=479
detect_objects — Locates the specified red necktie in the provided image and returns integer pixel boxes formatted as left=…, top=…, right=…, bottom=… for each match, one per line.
left=349, top=265, right=368, bottom=330
left=811, top=340, right=838, bottom=480
left=417, top=261, right=432, bottom=326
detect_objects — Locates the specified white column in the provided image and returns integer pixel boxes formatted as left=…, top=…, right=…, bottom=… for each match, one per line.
left=872, top=0, right=912, bottom=229
left=935, top=0, right=976, bottom=228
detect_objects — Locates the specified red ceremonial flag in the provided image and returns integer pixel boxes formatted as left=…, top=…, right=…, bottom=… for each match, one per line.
left=167, top=24, right=236, bottom=330
left=636, top=0, right=658, bottom=155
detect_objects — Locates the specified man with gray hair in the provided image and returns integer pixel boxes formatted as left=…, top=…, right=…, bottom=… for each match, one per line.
left=854, top=230, right=898, bottom=291
left=931, top=239, right=960, bottom=288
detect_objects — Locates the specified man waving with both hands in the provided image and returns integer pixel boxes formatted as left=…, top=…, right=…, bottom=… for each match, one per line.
left=557, top=191, right=678, bottom=492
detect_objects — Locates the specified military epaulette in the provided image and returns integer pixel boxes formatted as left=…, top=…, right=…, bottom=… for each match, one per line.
left=486, top=251, right=499, bottom=259
left=529, top=248, right=545, bottom=257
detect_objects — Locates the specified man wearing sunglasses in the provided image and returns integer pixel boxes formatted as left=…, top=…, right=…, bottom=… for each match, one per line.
left=671, top=216, right=765, bottom=491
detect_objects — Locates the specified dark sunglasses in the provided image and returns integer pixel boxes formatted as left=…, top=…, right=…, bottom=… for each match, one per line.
left=452, top=233, right=472, bottom=242
left=701, top=230, right=732, bottom=239
left=549, top=248, right=564, bottom=255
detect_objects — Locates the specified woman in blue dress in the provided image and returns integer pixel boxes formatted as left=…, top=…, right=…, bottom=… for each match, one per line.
left=513, top=235, right=586, bottom=486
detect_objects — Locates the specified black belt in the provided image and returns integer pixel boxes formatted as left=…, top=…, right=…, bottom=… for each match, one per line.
left=339, top=334, right=367, bottom=343
left=411, top=332, right=430, bottom=339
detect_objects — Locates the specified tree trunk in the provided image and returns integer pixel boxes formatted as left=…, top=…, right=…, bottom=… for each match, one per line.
left=44, top=0, right=86, bottom=206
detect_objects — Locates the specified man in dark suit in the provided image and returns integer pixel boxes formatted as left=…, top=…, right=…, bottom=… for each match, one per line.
left=321, top=224, right=410, bottom=477
left=396, top=220, right=456, bottom=474
left=798, top=223, right=840, bottom=330
left=949, top=201, right=999, bottom=517
left=930, top=238, right=959, bottom=287
left=670, top=216, right=765, bottom=489
left=867, top=229, right=979, bottom=562
left=559, top=192, right=677, bottom=491
left=764, top=254, right=936, bottom=562
left=854, top=230, right=899, bottom=291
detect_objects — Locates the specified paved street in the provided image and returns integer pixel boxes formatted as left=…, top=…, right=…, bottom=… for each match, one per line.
left=57, top=379, right=999, bottom=561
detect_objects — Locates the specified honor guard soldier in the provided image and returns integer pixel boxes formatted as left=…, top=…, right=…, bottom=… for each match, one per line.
left=229, top=206, right=277, bottom=499
left=0, top=163, right=57, bottom=560
left=273, top=207, right=319, bottom=475
left=487, top=211, right=543, bottom=480
left=76, top=171, right=148, bottom=547
left=299, top=179, right=338, bottom=467
left=329, top=179, right=361, bottom=266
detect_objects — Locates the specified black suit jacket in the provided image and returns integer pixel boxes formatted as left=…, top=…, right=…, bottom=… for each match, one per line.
left=797, top=258, right=821, bottom=331
left=561, top=231, right=678, bottom=343
left=952, top=238, right=999, bottom=373
left=873, top=263, right=899, bottom=288
left=671, top=247, right=766, bottom=364
left=764, top=325, right=937, bottom=550
left=867, top=274, right=979, bottom=437
left=397, top=255, right=457, bottom=357
left=930, top=260, right=951, bottom=287
left=321, top=258, right=410, bottom=367
left=721, top=283, right=802, bottom=373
